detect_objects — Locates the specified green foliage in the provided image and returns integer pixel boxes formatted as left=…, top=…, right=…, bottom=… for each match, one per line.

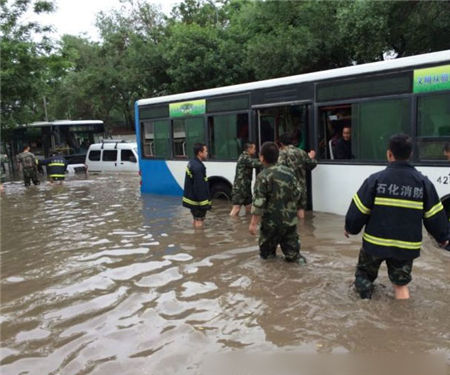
left=2, top=0, right=449, bottom=134
left=1, top=0, right=56, bottom=132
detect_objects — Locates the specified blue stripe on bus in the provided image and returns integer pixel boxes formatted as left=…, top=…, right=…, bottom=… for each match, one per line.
left=134, top=101, right=183, bottom=196
left=140, top=160, right=183, bottom=196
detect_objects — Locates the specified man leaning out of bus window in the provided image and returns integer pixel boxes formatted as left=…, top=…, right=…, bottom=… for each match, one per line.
left=182, top=143, right=211, bottom=229
left=345, top=134, right=449, bottom=300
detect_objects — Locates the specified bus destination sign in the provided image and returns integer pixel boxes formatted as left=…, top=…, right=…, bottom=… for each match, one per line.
left=413, top=64, right=450, bottom=93
left=169, top=99, right=206, bottom=117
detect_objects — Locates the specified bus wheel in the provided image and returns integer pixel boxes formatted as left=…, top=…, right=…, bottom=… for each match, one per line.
left=210, top=182, right=231, bottom=200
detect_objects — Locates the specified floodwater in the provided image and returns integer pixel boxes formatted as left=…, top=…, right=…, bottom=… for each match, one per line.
left=1, top=175, right=449, bottom=374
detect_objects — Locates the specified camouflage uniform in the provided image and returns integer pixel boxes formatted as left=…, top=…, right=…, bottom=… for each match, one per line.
left=278, top=145, right=317, bottom=209
left=231, top=151, right=262, bottom=206
left=17, top=151, right=39, bottom=187
left=251, top=164, right=304, bottom=261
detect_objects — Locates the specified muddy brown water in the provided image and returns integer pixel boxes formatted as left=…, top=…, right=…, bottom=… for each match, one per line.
left=1, top=175, right=449, bottom=374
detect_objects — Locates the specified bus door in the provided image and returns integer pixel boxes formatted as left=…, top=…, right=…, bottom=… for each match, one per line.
left=255, top=102, right=312, bottom=150
left=254, top=102, right=314, bottom=208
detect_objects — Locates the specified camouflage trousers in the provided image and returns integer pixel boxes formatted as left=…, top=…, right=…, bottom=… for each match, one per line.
left=23, top=167, right=39, bottom=187
left=231, top=183, right=252, bottom=206
left=354, top=248, right=413, bottom=298
left=259, top=224, right=300, bottom=262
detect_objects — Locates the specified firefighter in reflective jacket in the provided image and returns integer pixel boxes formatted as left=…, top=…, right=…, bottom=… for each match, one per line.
left=42, top=153, right=67, bottom=184
left=182, top=143, right=211, bottom=229
left=345, top=134, right=449, bottom=300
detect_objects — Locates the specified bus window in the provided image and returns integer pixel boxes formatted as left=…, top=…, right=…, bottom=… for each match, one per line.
left=208, top=113, right=248, bottom=160
left=173, top=119, right=186, bottom=158
left=154, top=120, right=171, bottom=159
left=258, top=105, right=307, bottom=148
left=260, top=117, right=275, bottom=144
left=416, top=92, right=450, bottom=161
left=353, top=98, right=410, bottom=161
left=317, top=105, right=352, bottom=160
left=185, top=117, right=205, bottom=159
left=172, top=117, right=205, bottom=159
left=141, top=120, right=154, bottom=157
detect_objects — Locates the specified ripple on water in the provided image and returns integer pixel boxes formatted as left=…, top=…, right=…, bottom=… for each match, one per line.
left=102, top=260, right=172, bottom=281
left=80, top=247, right=150, bottom=261
left=135, top=267, right=183, bottom=288
left=44, top=286, right=128, bottom=321
left=163, top=253, right=193, bottom=262
left=180, top=281, right=218, bottom=298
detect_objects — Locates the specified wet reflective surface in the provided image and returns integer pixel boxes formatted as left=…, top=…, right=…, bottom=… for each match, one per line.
left=1, top=175, right=449, bottom=374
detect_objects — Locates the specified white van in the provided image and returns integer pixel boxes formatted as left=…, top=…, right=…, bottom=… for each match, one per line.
left=85, top=140, right=139, bottom=173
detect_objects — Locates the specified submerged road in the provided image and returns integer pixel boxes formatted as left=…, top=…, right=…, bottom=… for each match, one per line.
left=1, top=175, right=449, bottom=374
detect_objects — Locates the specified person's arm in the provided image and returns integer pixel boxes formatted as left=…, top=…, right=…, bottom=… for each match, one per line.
left=241, top=154, right=262, bottom=169
left=249, top=173, right=267, bottom=234
left=422, top=179, right=449, bottom=247
left=345, top=177, right=375, bottom=236
left=303, top=150, right=317, bottom=171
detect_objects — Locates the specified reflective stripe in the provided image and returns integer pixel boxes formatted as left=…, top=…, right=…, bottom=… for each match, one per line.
left=182, top=197, right=211, bottom=206
left=363, top=232, right=421, bottom=250
left=353, top=194, right=371, bottom=215
left=49, top=174, right=65, bottom=178
left=424, top=201, right=444, bottom=219
left=186, top=168, right=193, bottom=178
left=374, top=197, right=423, bottom=210
left=48, top=162, right=66, bottom=167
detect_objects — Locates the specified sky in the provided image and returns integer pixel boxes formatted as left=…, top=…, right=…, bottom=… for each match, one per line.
left=26, top=0, right=180, bottom=41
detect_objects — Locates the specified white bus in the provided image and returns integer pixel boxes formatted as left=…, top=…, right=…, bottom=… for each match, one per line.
left=135, top=50, right=450, bottom=216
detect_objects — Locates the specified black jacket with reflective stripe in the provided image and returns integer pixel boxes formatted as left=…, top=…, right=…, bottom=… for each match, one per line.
left=43, top=156, right=67, bottom=178
left=345, top=161, right=448, bottom=260
left=182, top=158, right=211, bottom=210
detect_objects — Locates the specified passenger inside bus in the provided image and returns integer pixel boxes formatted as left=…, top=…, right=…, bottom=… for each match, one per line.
left=334, top=126, right=354, bottom=159
left=318, top=105, right=352, bottom=159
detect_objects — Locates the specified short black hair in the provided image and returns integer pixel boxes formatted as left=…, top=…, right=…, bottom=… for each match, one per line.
left=193, top=143, right=206, bottom=156
left=244, top=142, right=255, bottom=151
left=279, top=133, right=293, bottom=146
left=260, top=142, right=279, bottom=164
left=388, top=134, right=412, bottom=160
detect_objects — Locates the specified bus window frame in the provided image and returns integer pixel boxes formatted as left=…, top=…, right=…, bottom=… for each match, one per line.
left=206, top=109, right=253, bottom=161
left=139, top=117, right=173, bottom=160
left=413, top=90, right=450, bottom=164
left=314, top=92, right=414, bottom=164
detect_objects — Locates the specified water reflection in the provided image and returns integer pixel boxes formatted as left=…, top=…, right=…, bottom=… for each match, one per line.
left=1, top=175, right=449, bottom=374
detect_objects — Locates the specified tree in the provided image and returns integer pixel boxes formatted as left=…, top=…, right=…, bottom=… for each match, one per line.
left=337, top=1, right=450, bottom=62
left=1, top=0, right=56, bottom=131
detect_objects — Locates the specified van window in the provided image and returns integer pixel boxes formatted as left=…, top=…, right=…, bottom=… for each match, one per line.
left=88, top=150, right=101, bottom=161
left=121, top=149, right=136, bottom=162
left=103, top=150, right=117, bottom=161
